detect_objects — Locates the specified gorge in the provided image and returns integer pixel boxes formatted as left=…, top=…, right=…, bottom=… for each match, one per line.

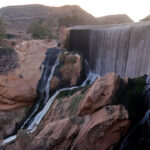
left=1, top=21, right=150, bottom=150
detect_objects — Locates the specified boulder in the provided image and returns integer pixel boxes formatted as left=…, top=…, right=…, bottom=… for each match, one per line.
left=0, top=40, right=57, bottom=111
left=71, top=105, right=130, bottom=150
left=26, top=118, right=80, bottom=150
left=78, top=73, right=120, bottom=115
left=11, top=105, right=130, bottom=150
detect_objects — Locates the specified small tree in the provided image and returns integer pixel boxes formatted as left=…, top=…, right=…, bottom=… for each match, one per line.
left=27, top=19, right=52, bottom=39
left=0, top=18, right=6, bottom=40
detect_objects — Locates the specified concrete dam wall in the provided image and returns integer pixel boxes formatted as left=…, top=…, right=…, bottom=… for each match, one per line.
left=67, top=22, right=150, bottom=78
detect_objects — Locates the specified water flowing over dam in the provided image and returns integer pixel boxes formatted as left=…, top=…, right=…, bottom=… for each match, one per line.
left=67, top=21, right=150, bottom=78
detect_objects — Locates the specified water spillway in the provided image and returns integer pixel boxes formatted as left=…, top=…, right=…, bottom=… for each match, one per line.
left=67, top=22, right=150, bottom=78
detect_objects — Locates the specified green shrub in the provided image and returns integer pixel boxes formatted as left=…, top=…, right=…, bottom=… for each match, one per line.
left=58, top=15, right=84, bottom=27
left=0, top=47, right=18, bottom=73
left=6, top=33, right=16, bottom=39
left=27, top=19, right=52, bottom=39
left=0, top=18, right=6, bottom=40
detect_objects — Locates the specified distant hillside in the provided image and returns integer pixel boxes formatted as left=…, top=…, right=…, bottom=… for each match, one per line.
left=0, top=4, right=96, bottom=30
left=140, top=15, right=150, bottom=22
left=0, top=4, right=133, bottom=40
left=97, top=14, right=133, bottom=25
left=0, top=4, right=97, bottom=40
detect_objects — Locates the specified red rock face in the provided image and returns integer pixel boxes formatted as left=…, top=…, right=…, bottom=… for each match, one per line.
left=78, top=73, right=120, bottom=115
left=71, top=105, right=130, bottom=150
left=0, top=106, right=30, bottom=140
left=0, top=40, right=57, bottom=111
left=5, top=73, right=130, bottom=150
left=60, top=52, right=82, bottom=86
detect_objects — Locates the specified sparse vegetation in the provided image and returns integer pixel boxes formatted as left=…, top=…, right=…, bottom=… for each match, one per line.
left=65, top=55, right=77, bottom=64
left=0, top=18, right=6, bottom=40
left=68, top=87, right=88, bottom=116
left=58, top=15, right=84, bottom=27
left=0, top=47, right=18, bottom=73
left=27, top=19, right=52, bottom=39
left=60, top=64, right=74, bottom=80
left=6, top=33, right=16, bottom=39
left=57, top=88, right=81, bottom=99
left=59, top=52, right=80, bottom=85
left=68, top=94, right=84, bottom=116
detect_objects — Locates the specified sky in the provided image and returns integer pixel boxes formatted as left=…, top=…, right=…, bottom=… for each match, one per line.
left=0, top=0, right=150, bottom=21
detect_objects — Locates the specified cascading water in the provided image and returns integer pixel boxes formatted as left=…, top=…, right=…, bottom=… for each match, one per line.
left=20, top=48, right=61, bottom=130
left=119, top=75, right=150, bottom=150
left=68, top=22, right=150, bottom=78
left=1, top=48, right=99, bottom=146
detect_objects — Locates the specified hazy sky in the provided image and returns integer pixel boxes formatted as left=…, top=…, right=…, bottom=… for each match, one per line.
left=0, top=0, right=150, bottom=21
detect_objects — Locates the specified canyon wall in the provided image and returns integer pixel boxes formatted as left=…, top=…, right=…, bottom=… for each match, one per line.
left=67, top=22, right=150, bottom=77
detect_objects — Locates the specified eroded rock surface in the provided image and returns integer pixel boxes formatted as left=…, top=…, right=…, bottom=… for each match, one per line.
left=5, top=73, right=130, bottom=150
left=71, top=105, right=130, bottom=150
left=0, top=40, right=57, bottom=110
left=0, top=106, right=30, bottom=140
left=78, top=73, right=120, bottom=115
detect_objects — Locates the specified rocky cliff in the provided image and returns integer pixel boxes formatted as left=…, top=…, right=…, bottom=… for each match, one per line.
left=0, top=40, right=57, bottom=111
left=0, top=46, right=148, bottom=150
left=3, top=73, right=132, bottom=150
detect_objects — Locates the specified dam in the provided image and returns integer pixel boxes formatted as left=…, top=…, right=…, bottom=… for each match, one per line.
left=67, top=21, right=150, bottom=78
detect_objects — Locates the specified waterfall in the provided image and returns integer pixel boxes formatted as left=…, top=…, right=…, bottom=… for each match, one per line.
left=1, top=49, right=99, bottom=146
left=68, top=22, right=150, bottom=78
left=20, top=48, right=61, bottom=130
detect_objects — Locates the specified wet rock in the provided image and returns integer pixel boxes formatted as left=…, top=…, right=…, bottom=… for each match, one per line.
left=60, top=52, right=82, bottom=86
left=0, top=107, right=30, bottom=139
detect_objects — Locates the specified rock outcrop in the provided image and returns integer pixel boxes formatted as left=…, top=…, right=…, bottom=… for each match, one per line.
left=0, top=40, right=57, bottom=111
left=78, top=73, right=120, bottom=115
left=49, top=51, right=83, bottom=93
left=97, top=14, right=133, bottom=25
left=0, top=107, right=30, bottom=140
left=4, top=73, right=130, bottom=150
left=71, top=105, right=130, bottom=150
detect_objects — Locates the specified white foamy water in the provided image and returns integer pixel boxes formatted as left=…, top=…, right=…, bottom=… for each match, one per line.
left=21, top=53, right=61, bottom=130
